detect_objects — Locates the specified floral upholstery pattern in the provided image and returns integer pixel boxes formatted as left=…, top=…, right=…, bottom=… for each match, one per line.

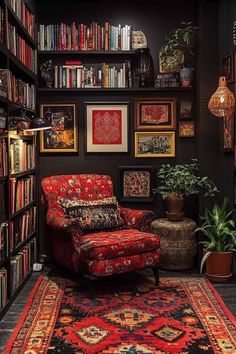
left=41, top=174, right=160, bottom=278
left=81, top=229, right=160, bottom=260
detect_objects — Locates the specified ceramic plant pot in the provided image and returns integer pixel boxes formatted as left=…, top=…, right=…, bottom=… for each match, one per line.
left=204, top=250, right=233, bottom=282
left=180, top=67, right=194, bottom=87
left=165, top=195, right=185, bottom=221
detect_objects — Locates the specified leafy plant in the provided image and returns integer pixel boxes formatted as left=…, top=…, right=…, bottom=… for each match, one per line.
left=155, top=159, right=218, bottom=199
left=159, top=21, right=198, bottom=71
left=196, top=200, right=236, bottom=272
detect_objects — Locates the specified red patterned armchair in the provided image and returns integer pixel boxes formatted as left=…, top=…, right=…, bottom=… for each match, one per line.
left=41, top=174, right=160, bottom=284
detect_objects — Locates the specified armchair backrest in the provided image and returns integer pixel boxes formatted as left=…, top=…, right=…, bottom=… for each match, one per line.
left=41, top=174, right=114, bottom=215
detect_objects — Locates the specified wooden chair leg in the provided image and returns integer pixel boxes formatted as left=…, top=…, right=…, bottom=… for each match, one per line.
left=152, top=267, right=160, bottom=286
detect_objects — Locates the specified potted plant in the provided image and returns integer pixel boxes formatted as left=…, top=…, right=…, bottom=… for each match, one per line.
left=156, top=160, right=218, bottom=221
left=159, top=21, right=198, bottom=75
left=196, top=200, right=236, bottom=282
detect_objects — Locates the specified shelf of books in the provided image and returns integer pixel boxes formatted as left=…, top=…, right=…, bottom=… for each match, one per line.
left=0, top=0, right=37, bottom=320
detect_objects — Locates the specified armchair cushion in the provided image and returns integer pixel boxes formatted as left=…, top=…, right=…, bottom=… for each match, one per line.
left=81, top=229, right=160, bottom=260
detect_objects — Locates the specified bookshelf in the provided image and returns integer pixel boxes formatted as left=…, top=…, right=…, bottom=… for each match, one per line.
left=0, top=0, right=37, bottom=319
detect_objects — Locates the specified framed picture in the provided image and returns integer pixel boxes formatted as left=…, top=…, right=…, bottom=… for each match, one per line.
left=223, top=115, right=234, bottom=152
left=221, top=54, right=234, bottom=83
left=179, top=100, right=193, bottom=118
left=40, top=104, right=77, bottom=153
left=118, top=166, right=156, bottom=202
left=135, top=131, right=175, bottom=157
left=135, top=97, right=176, bottom=130
left=86, top=102, right=128, bottom=152
left=179, top=121, right=195, bottom=137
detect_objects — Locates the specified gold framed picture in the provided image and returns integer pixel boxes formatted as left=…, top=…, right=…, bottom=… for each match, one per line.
left=135, top=131, right=175, bottom=157
left=40, top=104, right=77, bottom=153
left=135, top=97, right=176, bottom=130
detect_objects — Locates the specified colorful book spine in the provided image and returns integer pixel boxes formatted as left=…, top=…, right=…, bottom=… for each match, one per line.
left=8, top=0, right=35, bottom=39
left=38, top=22, right=132, bottom=51
left=10, top=175, right=35, bottom=214
left=10, top=139, right=36, bottom=174
left=8, top=70, right=35, bottom=110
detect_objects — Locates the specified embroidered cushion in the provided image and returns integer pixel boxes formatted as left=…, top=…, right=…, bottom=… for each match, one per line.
left=58, top=196, right=125, bottom=232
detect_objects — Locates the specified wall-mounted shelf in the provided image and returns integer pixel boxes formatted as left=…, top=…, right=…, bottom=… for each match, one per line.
left=39, top=87, right=194, bottom=93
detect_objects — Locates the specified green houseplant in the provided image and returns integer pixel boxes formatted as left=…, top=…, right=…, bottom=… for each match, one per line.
left=196, top=200, right=236, bottom=281
left=159, top=21, right=198, bottom=73
left=156, top=160, right=218, bottom=221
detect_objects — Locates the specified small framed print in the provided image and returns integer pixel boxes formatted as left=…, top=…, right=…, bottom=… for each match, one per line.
left=118, top=166, right=156, bottom=203
left=179, top=122, right=195, bottom=138
left=86, top=102, right=128, bottom=152
left=40, top=104, right=77, bottom=153
left=223, top=115, right=234, bottom=152
left=135, top=97, right=176, bottom=130
left=135, top=131, right=175, bottom=158
left=221, top=54, right=234, bottom=83
left=179, top=100, right=193, bottom=118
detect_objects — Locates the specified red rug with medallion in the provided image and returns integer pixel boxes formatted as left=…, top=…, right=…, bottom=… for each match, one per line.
left=4, top=275, right=236, bottom=353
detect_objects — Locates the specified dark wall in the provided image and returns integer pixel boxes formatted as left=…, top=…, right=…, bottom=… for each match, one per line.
left=36, top=0, right=221, bottom=254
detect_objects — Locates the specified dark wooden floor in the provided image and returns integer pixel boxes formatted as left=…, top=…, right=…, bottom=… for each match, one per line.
left=0, top=266, right=235, bottom=352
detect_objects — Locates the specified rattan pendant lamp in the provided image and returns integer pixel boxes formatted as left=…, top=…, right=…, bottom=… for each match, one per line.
left=208, top=76, right=235, bottom=118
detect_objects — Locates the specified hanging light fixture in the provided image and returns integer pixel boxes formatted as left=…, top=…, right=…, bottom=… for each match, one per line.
left=208, top=76, right=235, bottom=118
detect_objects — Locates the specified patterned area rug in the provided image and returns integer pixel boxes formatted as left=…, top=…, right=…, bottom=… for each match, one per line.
left=4, top=274, right=236, bottom=353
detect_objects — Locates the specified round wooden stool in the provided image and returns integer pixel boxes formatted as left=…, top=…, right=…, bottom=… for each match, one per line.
left=151, top=218, right=197, bottom=270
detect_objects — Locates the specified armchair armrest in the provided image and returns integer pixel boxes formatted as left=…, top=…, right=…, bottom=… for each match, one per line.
left=46, top=209, right=82, bottom=235
left=119, top=207, right=156, bottom=231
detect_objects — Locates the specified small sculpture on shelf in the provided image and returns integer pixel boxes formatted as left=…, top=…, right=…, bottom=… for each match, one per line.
left=40, top=60, right=54, bottom=88
left=136, top=48, right=154, bottom=88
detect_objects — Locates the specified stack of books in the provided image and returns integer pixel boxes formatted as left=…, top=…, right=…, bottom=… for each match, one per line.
left=10, top=175, right=35, bottom=213
left=38, top=22, right=132, bottom=51
left=9, top=206, right=36, bottom=249
left=53, top=61, right=132, bottom=88
left=7, top=22, right=36, bottom=72
left=155, top=73, right=179, bottom=88
left=10, top=139, right=36, bottom=174
left=8, top=0, right=35, bottom=39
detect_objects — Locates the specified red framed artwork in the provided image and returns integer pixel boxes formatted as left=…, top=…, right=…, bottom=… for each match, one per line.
left=135, top=97, right=176, bottom=130
left=86, top=102, right=129, bottom=152
left=178, top=121, right=195, bottom=138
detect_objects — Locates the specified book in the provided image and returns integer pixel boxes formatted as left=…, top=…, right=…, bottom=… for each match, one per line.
left=8, top=0, right=35, bottom=39
left=0, top=70, right=8, bottom=98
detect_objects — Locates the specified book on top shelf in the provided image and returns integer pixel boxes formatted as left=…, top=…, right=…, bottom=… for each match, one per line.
left=8, top=0, right=35, bottom=40
left=38, top=22, right=132, bottom=51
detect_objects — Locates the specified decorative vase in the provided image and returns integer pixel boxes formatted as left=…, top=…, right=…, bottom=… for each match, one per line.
left=137, top=48, right=151, bottom=87
left=204, top=250, right=233, bottom=282
left=180, top=67, right=194, bottom=87
left=165, top=195, right=185, bottom=221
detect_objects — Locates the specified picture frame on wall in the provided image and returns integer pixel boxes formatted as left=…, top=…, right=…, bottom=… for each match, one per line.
left=135, top=131, right=175, bottom=157
left=221, top=54, right=234, bottom=83
left=135, top=97, right=176, bottom=130
left=86, top=102, right=129, bottom=152
left=40, top=104, right=77, bottom=153
left=179, top=121, right=195, bottom=137
left=118, top=166, right=156, bottom=203
left=179, top=100, right=193, bottom=118
left=223, top=115, right=234, bottom=152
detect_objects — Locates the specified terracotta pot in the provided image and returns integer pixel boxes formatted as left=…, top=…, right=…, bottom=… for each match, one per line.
left=204, top=250, right=233, bottom=282
left=166, top=195, right=185, bottom=221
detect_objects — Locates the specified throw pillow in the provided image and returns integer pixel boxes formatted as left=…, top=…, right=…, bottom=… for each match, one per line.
left=58, top=196, right=125, bottom=232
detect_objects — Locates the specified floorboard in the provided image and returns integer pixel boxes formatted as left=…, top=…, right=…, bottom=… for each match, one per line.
left=0, top=265, right=235, bottom=351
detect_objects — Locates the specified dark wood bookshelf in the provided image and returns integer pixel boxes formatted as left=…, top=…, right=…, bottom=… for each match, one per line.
left=39, top=87, right=194, bottom=92
left=10, top=231, right=36, bottom=257
left=9, top=200, right=37, bottom=220
left=0, top=272, right=32, bottom=321
left=6, top=3, right=36, bottom=48
left=10, top=168, right=36, bottom=178
left=38, top=50, right=136, bottom=55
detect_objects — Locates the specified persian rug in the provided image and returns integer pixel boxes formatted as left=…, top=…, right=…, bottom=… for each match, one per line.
left=4, top=275, right=236, bottom=353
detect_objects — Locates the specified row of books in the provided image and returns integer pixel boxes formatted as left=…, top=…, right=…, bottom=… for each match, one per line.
left=0, top=139, right=8, bottom=177
left=10, top=175, right=35, bottom=214
left=10, top=139, right=36, bottom=174
left=53, top=61, right=132, bottom=88
left=9, top=206, right=37, bottom=251
left=0, top=268, right=7, bottom=309
left=10, top=238, right=37, bottom=293
left=8, top=70, right=36, bottom=110
left=38, top=22, right=132, bottom=51
left=7, top=22, right=36, bottom=73
left=0, top=182, right=6, bottom=223
left=0, top=6, right=4, bottom=43
left=0, top=223, right=9, bottom=262
left=8, top=0, right=35, bottom=39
